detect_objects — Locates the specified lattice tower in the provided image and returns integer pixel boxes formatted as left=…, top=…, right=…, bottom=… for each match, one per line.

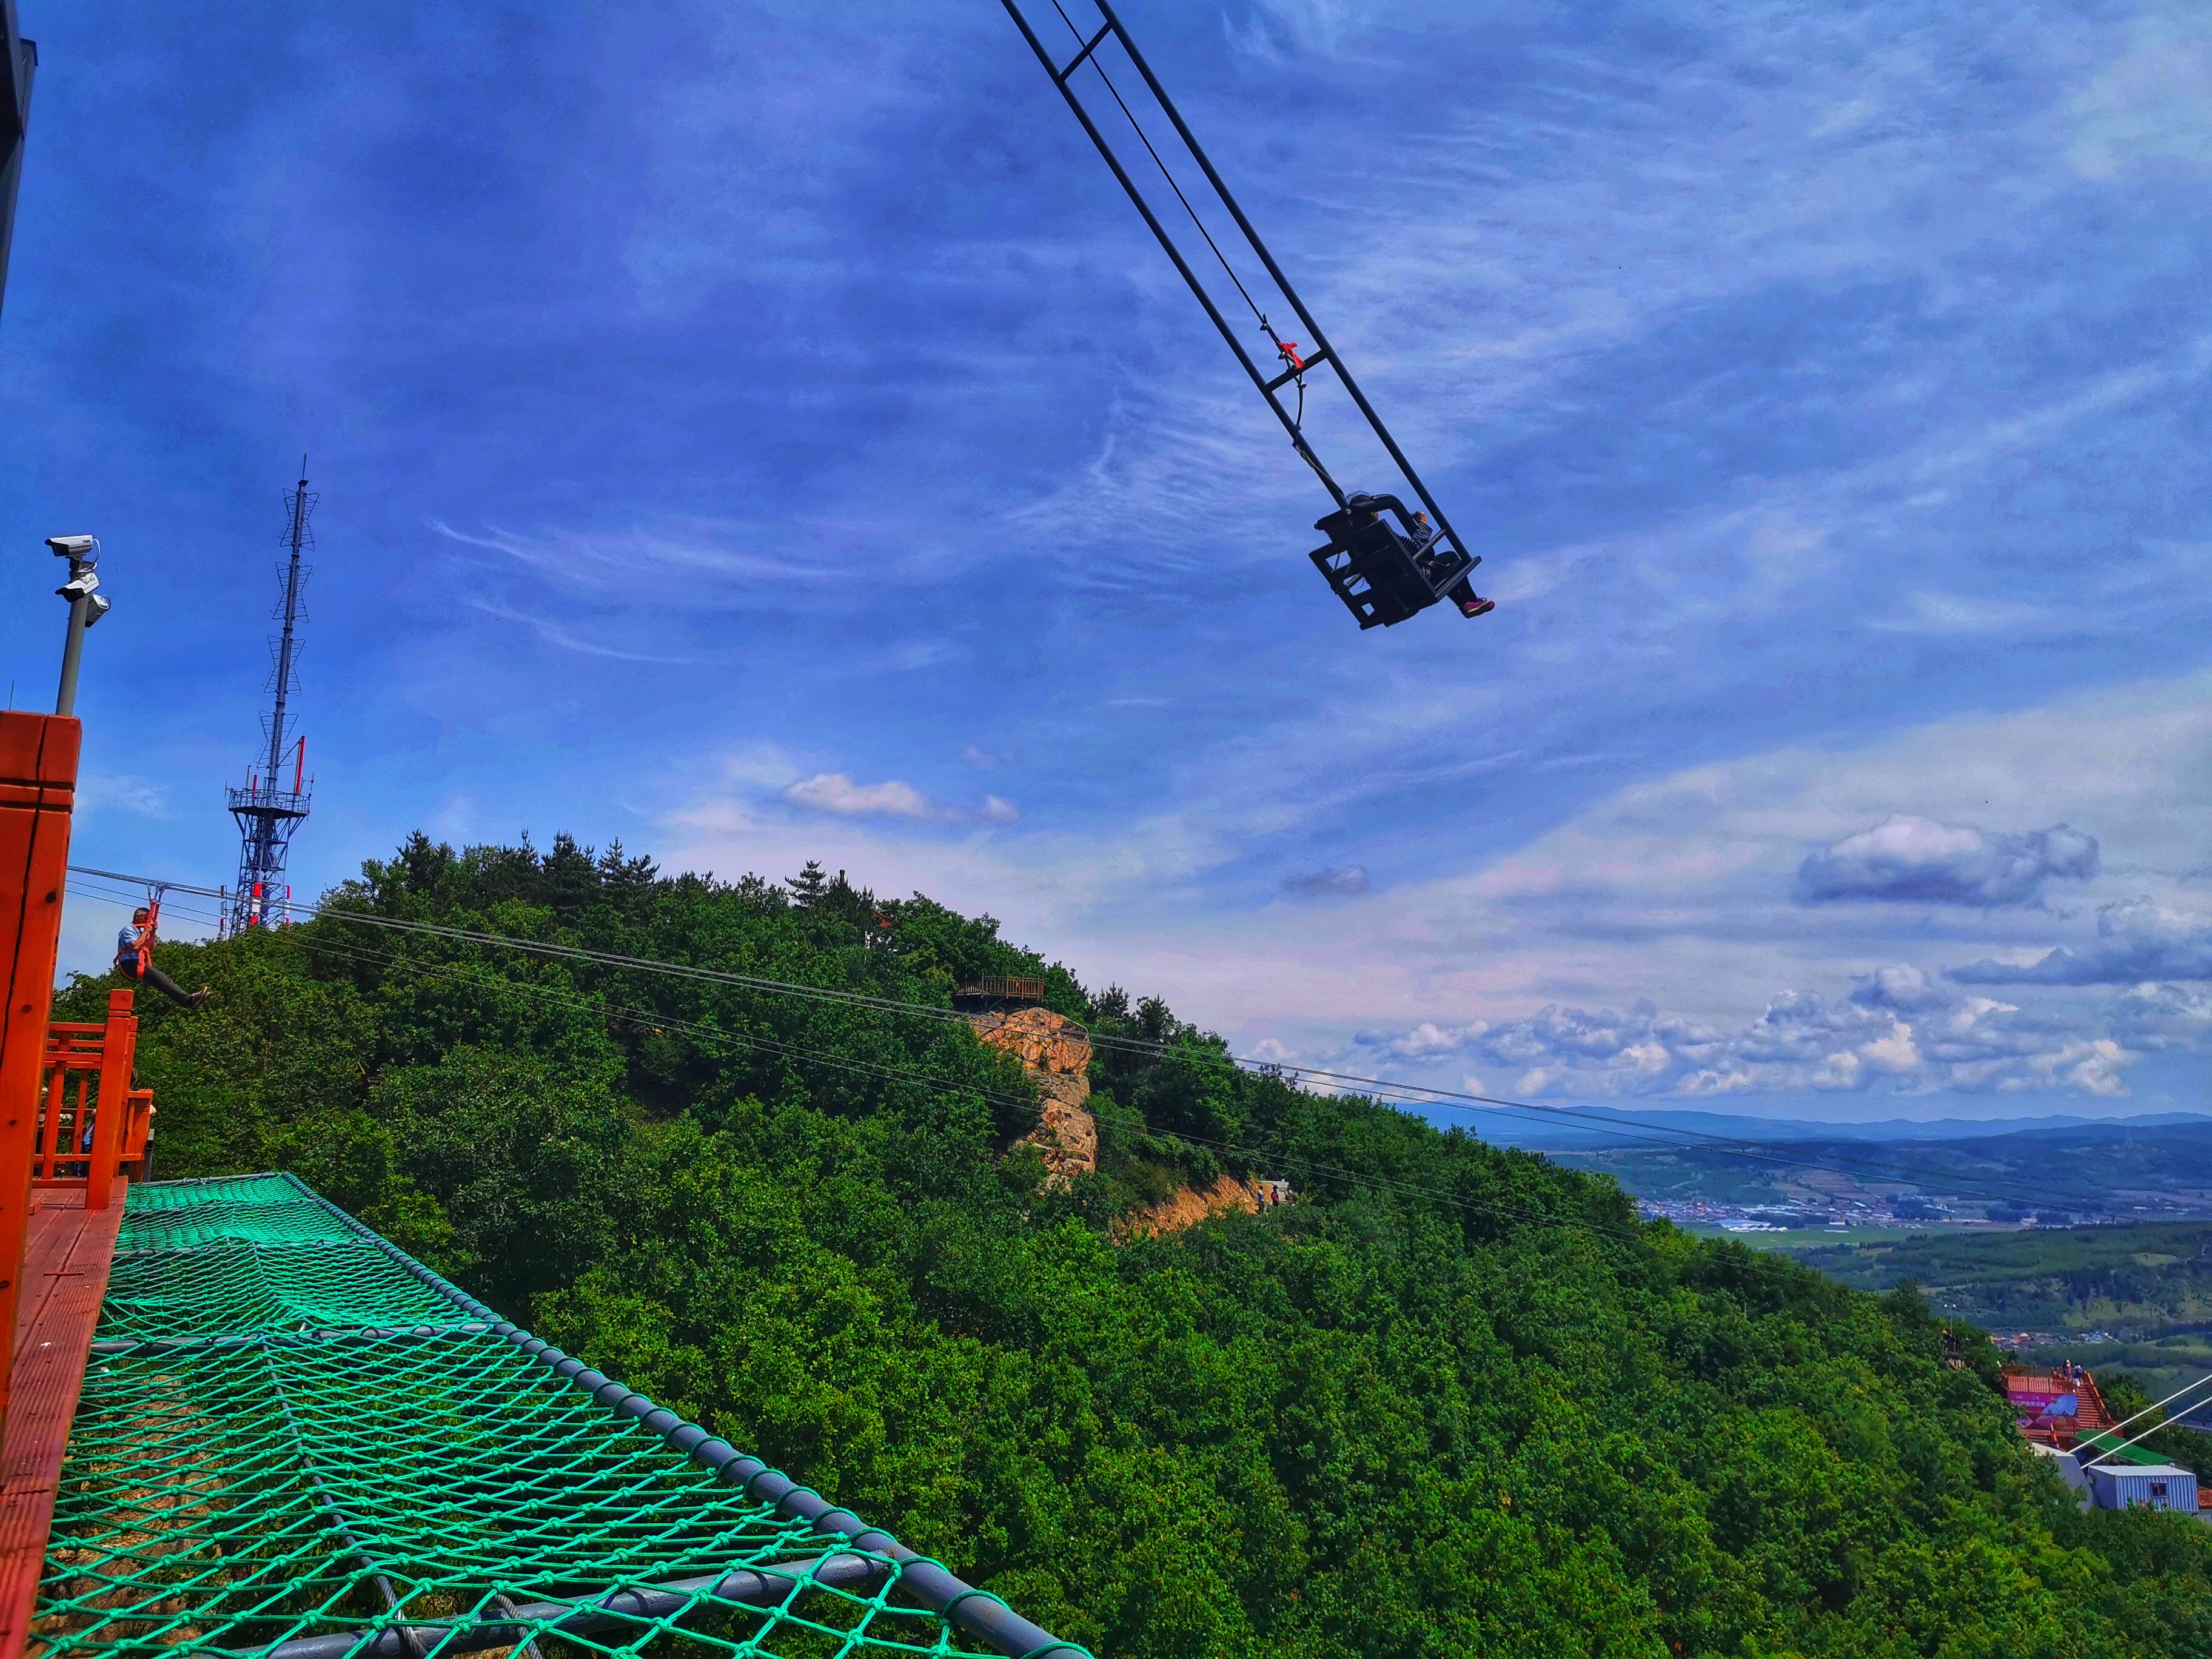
left=225, top=464, right=315, bottom=934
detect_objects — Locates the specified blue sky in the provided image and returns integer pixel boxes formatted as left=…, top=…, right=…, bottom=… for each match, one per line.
left=4, top=0, right=2209, bottom=1121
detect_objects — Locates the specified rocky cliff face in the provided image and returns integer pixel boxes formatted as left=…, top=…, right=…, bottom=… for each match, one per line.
left=971, top=1006, right=1096, bottom=1185
left=1115, top=1173, right=1287, bottom=1239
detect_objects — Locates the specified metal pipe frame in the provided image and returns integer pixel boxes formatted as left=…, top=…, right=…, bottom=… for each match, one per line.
left=998, top=0, right=1346, bottom=506
left=239, top=1552, right=893, bottom=1659
left=266, top=1175, right=1087, bottom=1659
left=1002, top=0, right=1474, bottom=559
left=1087, top=0, right=1473, bottom=561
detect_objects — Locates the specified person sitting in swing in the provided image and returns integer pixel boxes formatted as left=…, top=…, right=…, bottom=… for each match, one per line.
left=1410, top=512, right=1497, bottom=618
left=116, top=907, right=211, bottom=1009
left=1365, top=498, right=1496, bottom=620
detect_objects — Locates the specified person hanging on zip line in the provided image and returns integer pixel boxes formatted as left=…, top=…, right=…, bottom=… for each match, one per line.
left=116, top=905, right=210, bottom=1010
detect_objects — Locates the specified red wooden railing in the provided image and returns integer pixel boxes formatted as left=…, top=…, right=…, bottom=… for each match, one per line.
left=36, top=990, right=152, bottom=1198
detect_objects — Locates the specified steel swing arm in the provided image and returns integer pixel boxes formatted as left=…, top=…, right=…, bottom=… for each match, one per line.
left=997, top=0, right=1470, bottom=568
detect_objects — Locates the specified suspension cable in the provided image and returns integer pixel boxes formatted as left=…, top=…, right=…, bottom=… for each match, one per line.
left=67, top=866, right=2129, bottom=1217
left=103, top=890, right=1649, bottom=1247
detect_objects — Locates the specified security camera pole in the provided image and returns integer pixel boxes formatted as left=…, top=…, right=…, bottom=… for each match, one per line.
left=48, top=534, right=106, bottom=716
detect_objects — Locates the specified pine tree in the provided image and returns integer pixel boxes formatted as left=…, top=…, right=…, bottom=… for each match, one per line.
left=788, top=859, right=830, bottom=907
left=542, top=833, right=599, bottom=924
left=597, top=839, right=660, bottom=914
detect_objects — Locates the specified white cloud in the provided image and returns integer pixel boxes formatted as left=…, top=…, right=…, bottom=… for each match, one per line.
left=2023, top=1038, right=2136, bottom=1099
left=1797, top=814, right=2099, bottom=907
left=1851, top=963, right=1952, bottom=1011
left=2111, top=983, right=2212, bottom=1051
left=654, top=663, right=2212, bottom=1118
left=783, top=773, right=945, bottom=820
left=429, top=794, right=477, bottom=840
left=2068, top=6, right=2212, bottom=180
left=1952, top=898, right=2212, bottom=985
left=1349, top=987, right=2133, bottom=1102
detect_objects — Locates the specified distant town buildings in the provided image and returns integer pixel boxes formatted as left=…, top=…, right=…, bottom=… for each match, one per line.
left=1634, top=1196, right=2122, bottom=1233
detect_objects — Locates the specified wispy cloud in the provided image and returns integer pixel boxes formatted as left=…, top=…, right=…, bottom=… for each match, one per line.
left=28, top=0, right=2211, bottom=1127
left=464, top=600, right=701, bottom=663
left=78, top=774, right=172, bottom=819
left=782, top=771, right=1019, bottom=826
left=2066, top=4, right=2212, bottom=179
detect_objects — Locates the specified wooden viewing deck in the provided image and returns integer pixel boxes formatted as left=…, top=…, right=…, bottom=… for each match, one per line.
left=2005, top=1364, right=2116, bottom=1451
left=0, top=1181, right=125, bottom=1659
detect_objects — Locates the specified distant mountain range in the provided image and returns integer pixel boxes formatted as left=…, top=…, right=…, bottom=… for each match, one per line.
left=1464, top=1106, right=2212, bottom=1153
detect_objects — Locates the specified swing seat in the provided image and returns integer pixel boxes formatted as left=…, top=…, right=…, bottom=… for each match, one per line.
left=1309, top=495, right=1478, bottom=630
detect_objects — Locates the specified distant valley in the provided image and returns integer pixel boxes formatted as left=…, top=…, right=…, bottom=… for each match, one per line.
left=1509, top=1113, right=2212, bottom=1232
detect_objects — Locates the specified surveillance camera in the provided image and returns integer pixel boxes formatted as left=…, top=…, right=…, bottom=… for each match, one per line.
left=46, top=534, right=98, bottom=561
left=82, top=593, right=113, bottom=628
left=55, top=568, right=101, bottom=603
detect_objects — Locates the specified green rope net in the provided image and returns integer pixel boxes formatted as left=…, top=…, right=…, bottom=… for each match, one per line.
left=35, top=1175, right=1083, bottom=1659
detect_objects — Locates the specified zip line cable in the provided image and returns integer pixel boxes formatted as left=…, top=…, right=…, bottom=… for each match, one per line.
left=256, top=913, right=1655, bottom=1244
left=65, top=866, right=2127, bottom=1217
left=72, top=880, right=2122, bottom=1256
left=90, top=888, right=1651, bottom=1248
left=2076, top=1372, right=2212, bottom=1470
left=61, top=870, right=2132, bottom=1216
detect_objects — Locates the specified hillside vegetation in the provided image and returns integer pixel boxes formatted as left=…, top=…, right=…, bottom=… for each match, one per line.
left=1795, top=1223, right=2212, bottom=1337
left=57, top=833, right=2212, bottom=1658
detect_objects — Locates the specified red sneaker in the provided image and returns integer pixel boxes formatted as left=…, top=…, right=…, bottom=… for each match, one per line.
left=1461, top=597, right=1496, bottom=618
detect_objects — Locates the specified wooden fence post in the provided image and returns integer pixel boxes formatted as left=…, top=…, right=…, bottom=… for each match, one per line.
left=84, top=990, right=134, bottom=1210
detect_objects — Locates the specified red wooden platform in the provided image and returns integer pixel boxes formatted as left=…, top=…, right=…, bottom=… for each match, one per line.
left=0, top=1181, right=124, bottom=1659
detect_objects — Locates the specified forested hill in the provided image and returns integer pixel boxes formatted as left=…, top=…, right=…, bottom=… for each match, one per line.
left=58, top=833, right=2212, bottom=1657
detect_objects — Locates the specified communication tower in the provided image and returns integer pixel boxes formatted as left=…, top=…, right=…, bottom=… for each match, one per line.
left=224, top=463, right=315, bottom=933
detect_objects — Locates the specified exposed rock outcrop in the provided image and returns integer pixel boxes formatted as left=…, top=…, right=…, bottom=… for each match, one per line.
left=972, top=1006, right=1096, bottom=1185
left=1116, top=1173, right=1286, bottom=1239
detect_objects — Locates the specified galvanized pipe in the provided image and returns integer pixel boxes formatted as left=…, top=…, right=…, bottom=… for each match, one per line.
left=235, top=1552, right=891, bottom=1659
left=275, top=1176, right=1089, bottom=1659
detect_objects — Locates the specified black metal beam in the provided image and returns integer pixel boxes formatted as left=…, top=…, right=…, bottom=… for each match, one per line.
left=1084, top=0, right=1471, bottom=563
left=999, top=0, right=1345, bottom=504
left=1262, top=346, right=1329, bottom=394
left=1055, top=21, right=1111, bottom=83
left=0, top=0, right=35, bottom=318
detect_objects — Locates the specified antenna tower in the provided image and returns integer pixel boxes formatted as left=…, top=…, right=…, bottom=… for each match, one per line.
left=224, top=461, right=315, bottom=934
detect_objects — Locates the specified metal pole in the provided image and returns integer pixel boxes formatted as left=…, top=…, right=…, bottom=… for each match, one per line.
left=264, top=474, right=309, bottom=789
left=52, top=590, right=85, bottom=716
left=0, top=0, right=36, bottom=323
